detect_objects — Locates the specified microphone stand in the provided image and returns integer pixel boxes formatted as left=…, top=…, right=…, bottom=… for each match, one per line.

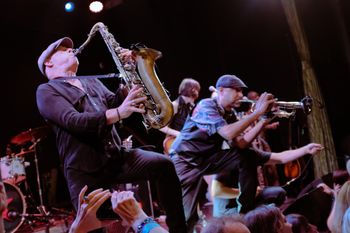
left=23, top=136, right=73, bottom=231
left=30, top=137, right=49, bottom=217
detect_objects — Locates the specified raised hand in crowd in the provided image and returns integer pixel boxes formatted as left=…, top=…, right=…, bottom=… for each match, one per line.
left=111, top=190, right=168, bottom=233
left=69, top=186, right=111, bottom=233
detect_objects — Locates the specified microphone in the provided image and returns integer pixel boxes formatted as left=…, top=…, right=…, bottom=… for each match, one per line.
left=209, top=86, right=216, bottom=92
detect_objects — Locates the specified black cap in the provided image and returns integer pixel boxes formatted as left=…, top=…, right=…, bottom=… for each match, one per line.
left=215, top=74, right=248, bottom=89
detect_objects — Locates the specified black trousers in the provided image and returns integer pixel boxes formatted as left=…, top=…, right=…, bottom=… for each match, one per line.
left=172, top=148, right=258, bottom=229
left=65, top=148, right=187, bottom=233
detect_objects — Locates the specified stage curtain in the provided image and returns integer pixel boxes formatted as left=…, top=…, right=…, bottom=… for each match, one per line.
left=281, top=0, right=338, bottom=178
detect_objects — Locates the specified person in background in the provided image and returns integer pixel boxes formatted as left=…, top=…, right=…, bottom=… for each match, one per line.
left=327, top=180, right=350, bottom=233
left=342, top=207, right=350, bottom=233
left=201, top=215, right=251, bottom=233
left=69, top=186, right=111, bottom=233
left=243, top=204, right=293, bottom=233
left=159, top=78, right=201, bottom=155
left=247, top=90, right=280, bottom=186
left=285, top=213, right=319, bottom=233
left=36, top=37, right=187, bottom=233
left=111, top=190, right=168, bottom=233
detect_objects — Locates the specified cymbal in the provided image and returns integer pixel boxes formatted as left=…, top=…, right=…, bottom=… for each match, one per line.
left=10, top=126, right=51, bottom=145
left=14, top=150, right=34, bottom=157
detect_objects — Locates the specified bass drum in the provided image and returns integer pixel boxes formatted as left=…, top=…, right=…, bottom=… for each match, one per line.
left=2, top=182, right=26, bottom=233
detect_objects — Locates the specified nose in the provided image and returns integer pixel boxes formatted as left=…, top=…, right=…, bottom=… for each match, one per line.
left=67, top=48, right=74, bottom=53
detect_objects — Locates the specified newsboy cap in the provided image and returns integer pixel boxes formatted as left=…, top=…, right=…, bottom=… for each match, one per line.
left=37, top=37, right=73, bottom=76
left=215, top=74, right=248, bottom=89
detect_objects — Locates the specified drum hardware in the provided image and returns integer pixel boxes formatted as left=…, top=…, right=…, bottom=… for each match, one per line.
left=3, top=127, right=74, bottom=232
left=14, top=150, right=34, bottom=157
left=10, top=126, right=51, bottom=146
left=1, top=156, right=26, bottom=184
left=29, top=138, right=50, bottom=218
left=22, top=137, right=73, bottom=228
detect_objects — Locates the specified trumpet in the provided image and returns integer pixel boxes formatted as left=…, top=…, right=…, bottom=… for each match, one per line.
left=239, top=96, right=313, bottom=117
left=208, top=86, right=313, bottom=118
left=239, top=99, right=303, bottom=110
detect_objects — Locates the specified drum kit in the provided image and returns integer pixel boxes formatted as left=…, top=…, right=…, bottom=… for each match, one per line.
left=1, top=126, right=71, bottom=233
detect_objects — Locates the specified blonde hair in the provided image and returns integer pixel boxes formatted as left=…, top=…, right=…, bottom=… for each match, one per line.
left=332, top=181, right=350, bottom=233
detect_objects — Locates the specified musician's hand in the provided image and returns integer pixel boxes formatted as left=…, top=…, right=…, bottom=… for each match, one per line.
left=264, top=122, right=279, bottom=130
left=120, top=48, right=135, bottom=64
left=303, top=143, right=324, bottom=155
left=116, top=84, right=129, bottom=99
left=254, top=92, right=275, bottom=116
left=117, top=85, right=147, bottom=119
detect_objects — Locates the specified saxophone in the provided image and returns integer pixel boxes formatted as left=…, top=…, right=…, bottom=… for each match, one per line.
left=74, top=22, right=174, bottom=129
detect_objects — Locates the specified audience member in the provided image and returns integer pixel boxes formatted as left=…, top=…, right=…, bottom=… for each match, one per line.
left=201, top=215, right=250, bottom=233
left=243, top=204, right=292, bottom=233
left=285, top=213, right=318, bottom=233
left=69, top=186, right=169, bottom=233
left=69, top=185, right=112, bottom=233
left=111, top=190, right=168, bottom=233
left=327, top=180, right=350, bottom=233
left=342, top=207, right=350, bottom=233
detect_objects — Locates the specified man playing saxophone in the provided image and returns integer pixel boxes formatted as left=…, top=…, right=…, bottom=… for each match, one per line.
left=35, top=36, right=187, bottom=233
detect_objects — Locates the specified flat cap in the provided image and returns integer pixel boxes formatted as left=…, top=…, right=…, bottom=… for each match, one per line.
left=37, top=37, right=73, bottom=76
left=216, top=74, right=247, bottom=89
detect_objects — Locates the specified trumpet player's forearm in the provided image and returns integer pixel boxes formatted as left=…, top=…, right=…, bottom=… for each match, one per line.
left=236, top=119, right=267, bottom=148
left=218, top=111, right=261, bottom=141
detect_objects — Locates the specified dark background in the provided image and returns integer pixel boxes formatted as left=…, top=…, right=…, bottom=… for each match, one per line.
left=2, top=0, right=350, bottom=168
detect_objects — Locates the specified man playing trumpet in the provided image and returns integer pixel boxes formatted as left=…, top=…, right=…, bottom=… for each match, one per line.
left=169, top=74, right=323, bottom=230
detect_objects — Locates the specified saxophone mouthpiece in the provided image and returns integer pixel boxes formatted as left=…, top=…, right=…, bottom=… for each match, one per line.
left=73, top=48, right=80, bottom=56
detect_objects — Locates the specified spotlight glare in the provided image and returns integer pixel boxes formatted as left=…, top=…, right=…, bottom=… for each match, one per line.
left=65, top=2, right=75, bottom=12
left=89, top=1, right=104, bottom=13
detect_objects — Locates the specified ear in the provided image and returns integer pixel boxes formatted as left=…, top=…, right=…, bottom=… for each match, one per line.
left=44, top=60, right=53, bottom=69
left=217, top=87, right=224, bottom=93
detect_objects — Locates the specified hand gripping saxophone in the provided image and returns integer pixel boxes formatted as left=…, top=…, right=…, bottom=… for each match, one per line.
left=74, top=22, right=174, bottom=129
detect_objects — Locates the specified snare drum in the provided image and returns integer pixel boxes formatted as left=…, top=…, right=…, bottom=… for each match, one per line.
left=0, top=156, right=26, bottom=184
